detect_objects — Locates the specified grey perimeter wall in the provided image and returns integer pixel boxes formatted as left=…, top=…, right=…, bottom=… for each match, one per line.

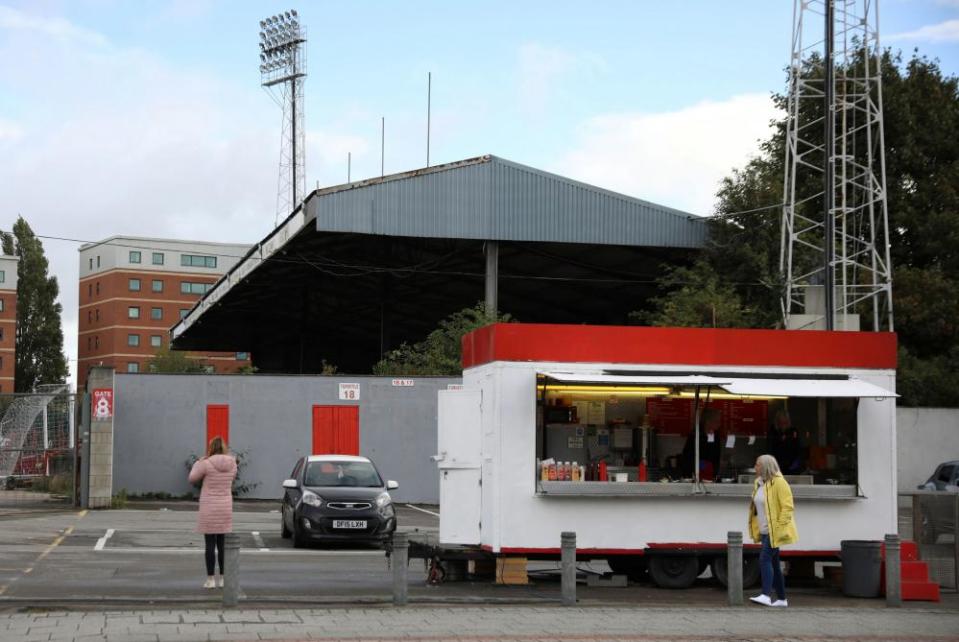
left=113, top=374, right=460, bottom=503
left=897, top=407, right=959, bottom=492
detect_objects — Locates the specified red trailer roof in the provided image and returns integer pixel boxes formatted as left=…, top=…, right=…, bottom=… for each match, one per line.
left=461, top=324, right=897, bottom=370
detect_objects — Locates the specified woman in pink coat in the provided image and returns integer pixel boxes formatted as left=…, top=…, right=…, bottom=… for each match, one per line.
left=188, top=436, right=237, bottom=589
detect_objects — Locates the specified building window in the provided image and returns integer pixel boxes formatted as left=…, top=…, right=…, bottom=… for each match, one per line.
left=152, top=252, right=164, bottom=265
left=89, top=258, right=93, bottom=270
left=0, top=356, right=3, bottom=369
left=129, top=278, right=141, bottom=292
left=128, top=306, right=140, bottom=319
left=180, top=308, right=190, bottom=320
left=94, top=336, right=99, bottom=349
left=97, top=256, right=100, bottom=268
left=0, top=327, right=3, bottom=341
left=88, top=283, right=92, bottom=298
left=128, top=334, right=140, bottom=347
left=0, top=270, right=5, bottom=283
left=150, top=335, right=162, bottom=348
left=236, top=352, right=249, bottom=361
left=127, top=362, right=139, bottom=373
left=0, top=298, right=4, bottom=312
left=181, top=254, right=217, bottom=269
left=87, top=310, right=92, bottom=323
left=95, top=308, right=100, bottom=321
left=151, top=307, right=163, bottom=320
left=180, top=281, right=212, bottom=295
left=152, top=279, right=164, bottom=293
left=96, top=282, right=100, bottom=295
left=129, top=250, right=141, bottom=264
left=87, top=337, right=91, bottom=350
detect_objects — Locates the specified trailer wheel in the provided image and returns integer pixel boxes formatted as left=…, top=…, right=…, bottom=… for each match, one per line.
left=606, top=556, right=647, bottom=580
left=648, top=555, right=699, bottom=589
left=710, top=556, right=760, bottom=588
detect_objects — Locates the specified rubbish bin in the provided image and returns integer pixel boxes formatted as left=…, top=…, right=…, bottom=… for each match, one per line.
left=840, top=540, right=883, bottom=598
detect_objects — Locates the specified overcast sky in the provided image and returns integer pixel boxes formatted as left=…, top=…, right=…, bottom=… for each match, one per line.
left=1, top=0, right=957, bottom=389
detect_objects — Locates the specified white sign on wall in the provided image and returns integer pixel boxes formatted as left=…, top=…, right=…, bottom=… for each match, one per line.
left=446, top=384, right=464, bottom=390
left=338, top=383, right=361, bottom=401
left=392, top=379, right=415, bottom=387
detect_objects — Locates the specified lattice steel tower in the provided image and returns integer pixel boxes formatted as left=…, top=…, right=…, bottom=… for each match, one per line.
left=780, top=0, right=894, bottom=331
left=259, top=11, right=307, bottom=226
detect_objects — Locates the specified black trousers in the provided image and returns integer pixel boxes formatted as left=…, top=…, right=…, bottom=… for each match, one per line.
left=204, top=534, right=225, bottom=576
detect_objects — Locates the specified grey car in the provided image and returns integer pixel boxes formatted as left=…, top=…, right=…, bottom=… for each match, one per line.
left=916, top=460, right=958, bottom=543
left=280, top=455, right=398, bottom=547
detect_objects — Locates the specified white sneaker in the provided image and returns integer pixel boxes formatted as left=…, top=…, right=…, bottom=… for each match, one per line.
left=749, top=594, right=774, bottom=606
left=217, top=576, right=224, bottom=588
left=202, top=577, right=215, bottom=589
left=772, top=599, right=788, bottom=607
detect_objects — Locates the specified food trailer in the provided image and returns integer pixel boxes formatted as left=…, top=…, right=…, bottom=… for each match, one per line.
left=435, top=323, right=898, bottom=588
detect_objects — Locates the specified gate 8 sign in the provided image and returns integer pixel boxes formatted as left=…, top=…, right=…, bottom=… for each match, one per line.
left=93, top=389, right=114, bottom=420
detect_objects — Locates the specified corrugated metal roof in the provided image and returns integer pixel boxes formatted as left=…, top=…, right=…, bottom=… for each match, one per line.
left=308, top=155, right=707, bottom=249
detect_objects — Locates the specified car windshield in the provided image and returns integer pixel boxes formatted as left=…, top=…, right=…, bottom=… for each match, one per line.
left=304, top=461, right=383, bottom=488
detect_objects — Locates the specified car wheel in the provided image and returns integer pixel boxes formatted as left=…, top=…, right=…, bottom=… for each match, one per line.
left=648, top=555, right=699, bottom=589
left=710, top=555, right=761, bottom=588
left=292, top=521, right=308, bottom=548
left=281, top=508, right=291, bottom=539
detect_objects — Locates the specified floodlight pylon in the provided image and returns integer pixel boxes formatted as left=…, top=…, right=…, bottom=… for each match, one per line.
left=259, top=11, right=307, bottom=226
left=780, top=0, right=894, bottom=332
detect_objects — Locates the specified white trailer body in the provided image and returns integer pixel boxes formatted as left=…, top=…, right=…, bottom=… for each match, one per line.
left=436, top=324, right=898, bottom=559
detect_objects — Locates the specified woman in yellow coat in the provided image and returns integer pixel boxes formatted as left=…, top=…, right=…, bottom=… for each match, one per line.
left=748, top=454, right=798, bottom=607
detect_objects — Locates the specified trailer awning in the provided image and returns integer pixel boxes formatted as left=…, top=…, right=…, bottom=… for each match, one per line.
left=539, top=372, right=897, bottom=398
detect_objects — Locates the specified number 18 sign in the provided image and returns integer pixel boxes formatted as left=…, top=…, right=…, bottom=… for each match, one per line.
left=338, top=383, right=360, bottom=401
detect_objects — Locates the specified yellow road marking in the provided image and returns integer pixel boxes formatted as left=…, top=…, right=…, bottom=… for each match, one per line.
left=0, top=512, right=85, bottom=596
left=35, top=526, right=73, bottom=562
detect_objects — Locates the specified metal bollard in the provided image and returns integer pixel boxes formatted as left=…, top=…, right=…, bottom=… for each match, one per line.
left=885, top=533, right=901, bottom=607
left=222, top=533, right=240, bottom=608
left=561, top=531, right=576, bottom=606
left=392, top=532, right=409, bottom=606
left=727, top=531, right=744, bottom=606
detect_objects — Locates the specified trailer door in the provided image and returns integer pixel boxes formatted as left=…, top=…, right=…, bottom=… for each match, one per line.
left=436, top=389, right=482, bottom=545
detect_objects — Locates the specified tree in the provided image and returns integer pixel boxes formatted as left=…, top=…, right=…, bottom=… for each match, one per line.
left=9, top=217, right=68, bottom=392
left=148, top=347, right=208, bottom=374
left=637, top=51, right=959, bottom=406
left=373, top=303, right=513, bottom=376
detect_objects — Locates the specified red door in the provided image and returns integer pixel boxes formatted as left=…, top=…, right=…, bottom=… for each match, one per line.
left=312, top=405, right=359, bottom=455
left=206, top=404, right=230, bottom=447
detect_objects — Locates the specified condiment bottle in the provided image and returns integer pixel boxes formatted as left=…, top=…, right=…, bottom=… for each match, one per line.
left=571, top=462, right=580, bottom=481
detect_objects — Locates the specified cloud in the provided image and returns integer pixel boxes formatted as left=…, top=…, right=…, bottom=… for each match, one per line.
left=0, top=118, right=23, bottom=143
left=517, top=43, right=607, bottom=115
left=552, top=94, right=782, bottom=216
left=0, top=5, right=107, bottom=47
left=888, top=19, right=959, bottom=43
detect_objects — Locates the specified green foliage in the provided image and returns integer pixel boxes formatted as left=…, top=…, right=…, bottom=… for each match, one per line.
left=636, top=51, right=959, bottom=406
left=185, top=450, right=260, bottom=498
left=9, top=217, right=68, bottom=392
left=631, top=263, right=754, bottom=328
left=373, top=302, right=513, bottom=375
left=112, top=488, right=128, bottom=509
left=148, top=346, right=208, bottom=373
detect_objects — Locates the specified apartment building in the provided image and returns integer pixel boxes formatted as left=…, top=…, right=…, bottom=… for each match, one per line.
left=78, top=237, right=252, bottom=389
left=0, top=255, right=18, bottom=393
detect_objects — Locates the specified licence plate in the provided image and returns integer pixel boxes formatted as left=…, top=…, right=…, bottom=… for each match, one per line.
left=333, top=520, right=367, bottom=529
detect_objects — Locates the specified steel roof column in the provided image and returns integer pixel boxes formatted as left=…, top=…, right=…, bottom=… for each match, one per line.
left=484, top=241, right=499, bottom=316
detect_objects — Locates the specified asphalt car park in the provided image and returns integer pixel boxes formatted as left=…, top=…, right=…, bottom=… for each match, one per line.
left=0, top=502, right=956, bottom=611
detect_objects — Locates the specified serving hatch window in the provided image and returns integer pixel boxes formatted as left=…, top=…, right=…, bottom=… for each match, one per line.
left=535, top=373, right=867, bottom=487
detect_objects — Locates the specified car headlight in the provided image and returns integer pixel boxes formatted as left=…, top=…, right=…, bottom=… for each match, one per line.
left=301, top=490, right=323, bottom=508
left=376, top=492, right=392, bottom=509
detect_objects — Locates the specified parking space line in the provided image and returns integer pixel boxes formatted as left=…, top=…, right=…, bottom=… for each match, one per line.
left=96, top=547, right=385, bottom=556
left=405, top=503, right=440, bottom=517
left=251, top=531, right=268, bottom=551
left=94, top=528, right=116, bottom=551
